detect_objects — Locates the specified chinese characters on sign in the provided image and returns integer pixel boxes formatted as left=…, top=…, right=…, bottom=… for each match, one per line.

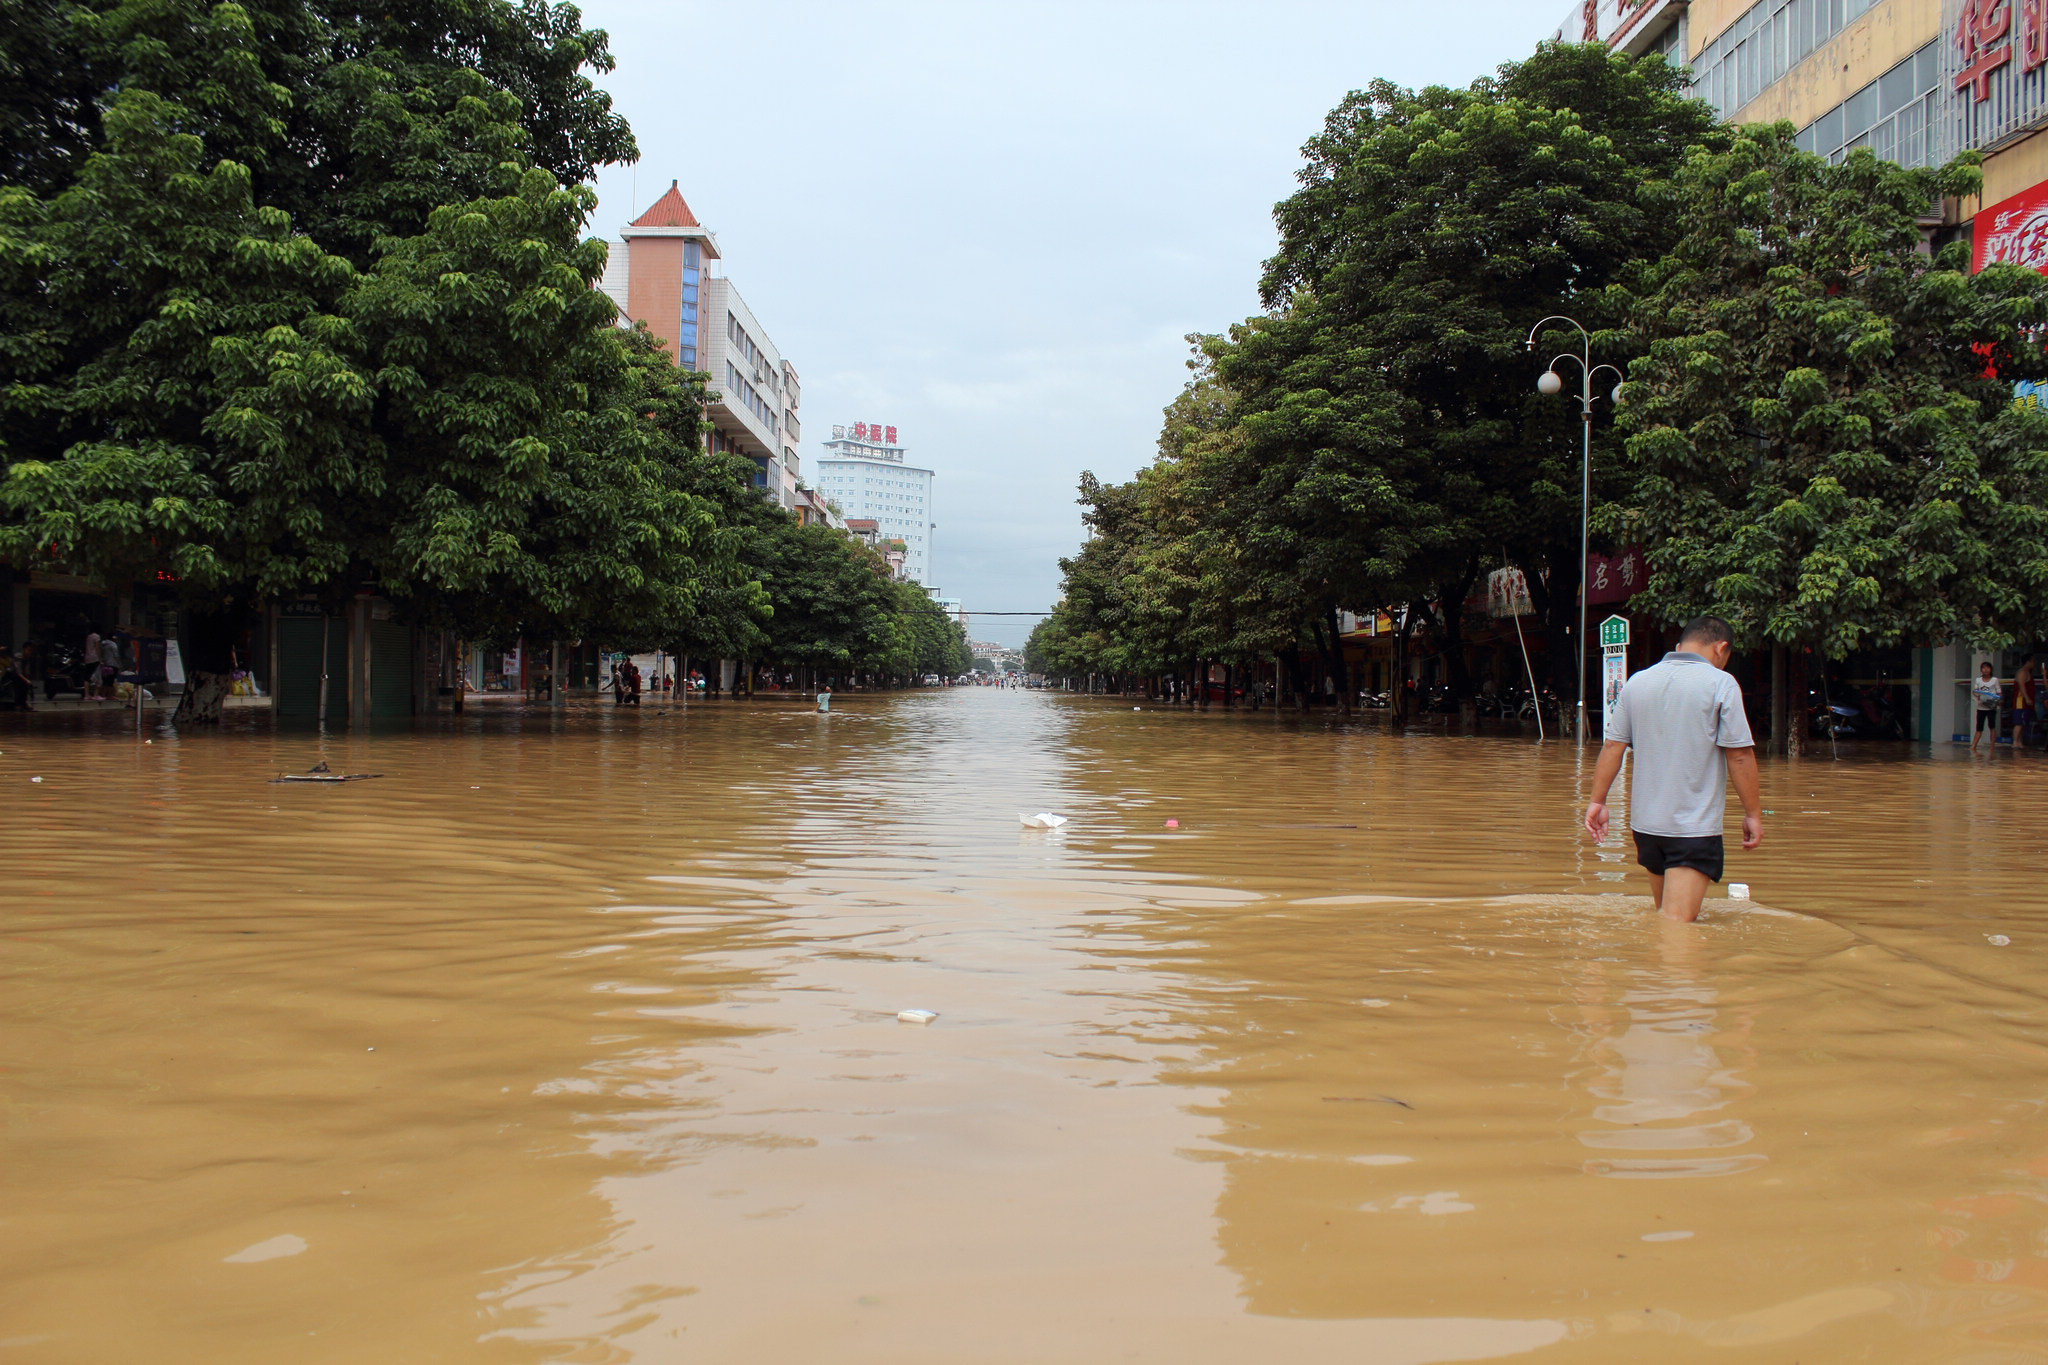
left=1583, top=546, right=1645, bottom=606
left=885, top=426, right=897, bottom=444
left=1486, top=566, right=1534, bottom=618
left=1973, top=178, right=2048, bottom=273
left=844, top=422, right=900, bottom=444
left=1600, top=614, right=1630, bottom=736
left=1956, top=0, right=2014, bottom=101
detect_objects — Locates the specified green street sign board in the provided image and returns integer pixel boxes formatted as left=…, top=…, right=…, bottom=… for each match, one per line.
left=1599, top=615, right=1629, bottom=648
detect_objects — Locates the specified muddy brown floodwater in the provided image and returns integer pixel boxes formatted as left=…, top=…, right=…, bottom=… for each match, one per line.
left=5, top=689, right=2048, bottom=1363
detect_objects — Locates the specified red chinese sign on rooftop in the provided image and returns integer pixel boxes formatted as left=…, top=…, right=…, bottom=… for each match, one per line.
left=849, top=423, right=899, bottom=444
left=1957, top=0, right=2015, bottom=101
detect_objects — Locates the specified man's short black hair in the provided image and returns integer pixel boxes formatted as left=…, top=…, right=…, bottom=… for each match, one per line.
left=1679, top=615, right=1734, bottom=647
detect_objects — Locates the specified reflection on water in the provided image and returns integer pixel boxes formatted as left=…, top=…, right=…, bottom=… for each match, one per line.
left=3, top=691, right=2048, bottom=1362
left=1575, top=923, right=1764, bottom=1180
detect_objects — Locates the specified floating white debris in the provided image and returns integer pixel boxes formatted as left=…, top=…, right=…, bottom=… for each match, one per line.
left=897, top=1009, right=938, bottom=1025
left=1727, top=883, right=1751, bottom=900
left=224, top=1234, right=306, bottom=1263
left=1988, top=934, right=2012, bottom=946
left=30, top=776, right=42, bottom=783
left=1019, top=811, right=1068, bottom=830
left=1642, top=1230, right=1694, bottom=1242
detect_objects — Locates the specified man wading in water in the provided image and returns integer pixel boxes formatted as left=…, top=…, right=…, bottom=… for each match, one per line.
left=1584, top=615, right=1763, bottom=923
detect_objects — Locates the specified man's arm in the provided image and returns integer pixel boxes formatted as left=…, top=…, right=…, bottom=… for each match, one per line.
left=1584, top=740, right=1629, bottom=841
left=1725, top=745, right=1762, bottom=849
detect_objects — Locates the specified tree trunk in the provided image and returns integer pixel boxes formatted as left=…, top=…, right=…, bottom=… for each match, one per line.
left=173, top=670, right=232, bottom=725
left=1323, top=609, right=1352, bottom=717
left=1432, top=558, right=1481, bottom=704
left=1769, top=642, right=1789, bottom=758
left=1283, top=645, right=1310, bottom=712
left=1533, top=556, right=1577, bottom=701
left=1392, top=611, right=1415, bottom=725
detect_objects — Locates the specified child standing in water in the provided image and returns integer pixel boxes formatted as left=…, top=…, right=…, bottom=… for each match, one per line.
left=1971, top=661, right=2003, bottom=752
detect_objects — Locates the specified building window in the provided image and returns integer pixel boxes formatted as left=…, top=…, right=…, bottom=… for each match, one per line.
left=1692, top=0, right=1888, bottom=119
left=1794, top=43, right=1938, bottom=167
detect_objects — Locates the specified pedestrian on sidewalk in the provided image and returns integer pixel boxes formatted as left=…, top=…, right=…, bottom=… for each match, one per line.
left=2014, top=654, right=2039, bottom=747
left=1971, top=661, right=2003, bottom=752
left=81, top=627, right=102, bottom=700
left=0, top=645, right=31, bottom=710
left=1584, top=615, right=1763, bottom=924
left=99, top=633, right=122, bottom=697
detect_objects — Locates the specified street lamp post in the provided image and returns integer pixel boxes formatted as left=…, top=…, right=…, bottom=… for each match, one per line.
left=1526, top=316, right=1621, bottom=746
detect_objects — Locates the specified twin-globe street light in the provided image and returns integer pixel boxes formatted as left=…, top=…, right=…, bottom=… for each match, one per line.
left=1526, top=316, right=1622, bottom=746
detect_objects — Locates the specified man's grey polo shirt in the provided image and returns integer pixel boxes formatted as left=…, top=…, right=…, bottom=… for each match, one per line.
left=1607, top=651, right=1754, bottom=838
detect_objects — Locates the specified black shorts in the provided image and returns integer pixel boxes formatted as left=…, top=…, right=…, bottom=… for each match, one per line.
left=1633, top=831, right=1725, bottom=883
left=1977, top=708, right=2000, bottom=732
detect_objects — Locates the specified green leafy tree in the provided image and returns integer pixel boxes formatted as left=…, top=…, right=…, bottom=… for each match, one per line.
left=1249, top=42, right=1725, bottom=703
left=1616, top=125, right=2048, bottom=740
left=0, top=0, right=752, bottom=712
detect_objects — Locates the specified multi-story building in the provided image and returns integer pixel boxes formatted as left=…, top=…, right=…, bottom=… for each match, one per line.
left=814, top=423, right=936, bottom=587
left=1551, top=0, right=2048, bottom=227
left=598, top=181, right=804, bottom=510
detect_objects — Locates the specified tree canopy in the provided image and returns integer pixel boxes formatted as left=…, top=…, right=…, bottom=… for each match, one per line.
left=1615, top=124, right=2048, bottom=657
left=1034, top=43, right=2048, bottom=708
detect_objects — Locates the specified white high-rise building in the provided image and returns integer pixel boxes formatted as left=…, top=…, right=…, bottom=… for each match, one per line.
left=815, top=423, right=935, bottom=587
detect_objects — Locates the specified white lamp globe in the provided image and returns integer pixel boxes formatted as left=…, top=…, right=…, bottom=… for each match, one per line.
left=1537, top=370, right=1563, bottom=396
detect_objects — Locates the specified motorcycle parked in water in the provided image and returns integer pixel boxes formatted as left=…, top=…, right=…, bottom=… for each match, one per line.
left=38, top=641, right=94, bottom=700
left=1807, top=683, right=1906, bottom=740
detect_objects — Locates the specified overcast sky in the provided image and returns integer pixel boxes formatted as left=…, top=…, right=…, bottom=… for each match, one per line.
left=580, top=1, right=1566, bottom=647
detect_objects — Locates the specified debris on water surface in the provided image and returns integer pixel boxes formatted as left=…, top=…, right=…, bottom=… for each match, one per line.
left=30, top=776, right=41, bottom=783
left=273, top=762, right=382, bottom=784
left=1019, top=812, right=1067, bottom=830
left=1165, top=819, right=1179, bottom=829
left=1323, top=1094, right=1414, bottom=1109
left=897, top=1009, right=938, bottom=1025
left=1727, top=883, right=1751, bottom=899
left=1988, top=934, right=2012, bottom=946
left=223, top=1234, right=306, bottom=1263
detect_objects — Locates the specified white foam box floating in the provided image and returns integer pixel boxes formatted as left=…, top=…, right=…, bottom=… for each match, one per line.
left=1019, top=811, right=1068, bottom=829
left=897, top=1009, right=938, bottom=1025
left=1727, top=883, right=1751, bottom=900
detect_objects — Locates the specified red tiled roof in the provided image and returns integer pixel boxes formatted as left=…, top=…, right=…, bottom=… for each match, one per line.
left=631, top=180, right=700, bottom=228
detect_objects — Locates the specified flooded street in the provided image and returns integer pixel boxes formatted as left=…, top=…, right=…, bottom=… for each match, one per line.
left=6, top=688, right=2048, bottom=1363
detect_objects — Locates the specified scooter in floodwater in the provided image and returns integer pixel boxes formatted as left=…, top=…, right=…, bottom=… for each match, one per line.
left=39, top=642, right=94, bottom=700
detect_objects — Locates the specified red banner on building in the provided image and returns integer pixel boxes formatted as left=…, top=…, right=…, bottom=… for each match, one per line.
left=1584, top=546, right=1645, bottom=606
left=1975, top=179, right=2048, bottom=274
